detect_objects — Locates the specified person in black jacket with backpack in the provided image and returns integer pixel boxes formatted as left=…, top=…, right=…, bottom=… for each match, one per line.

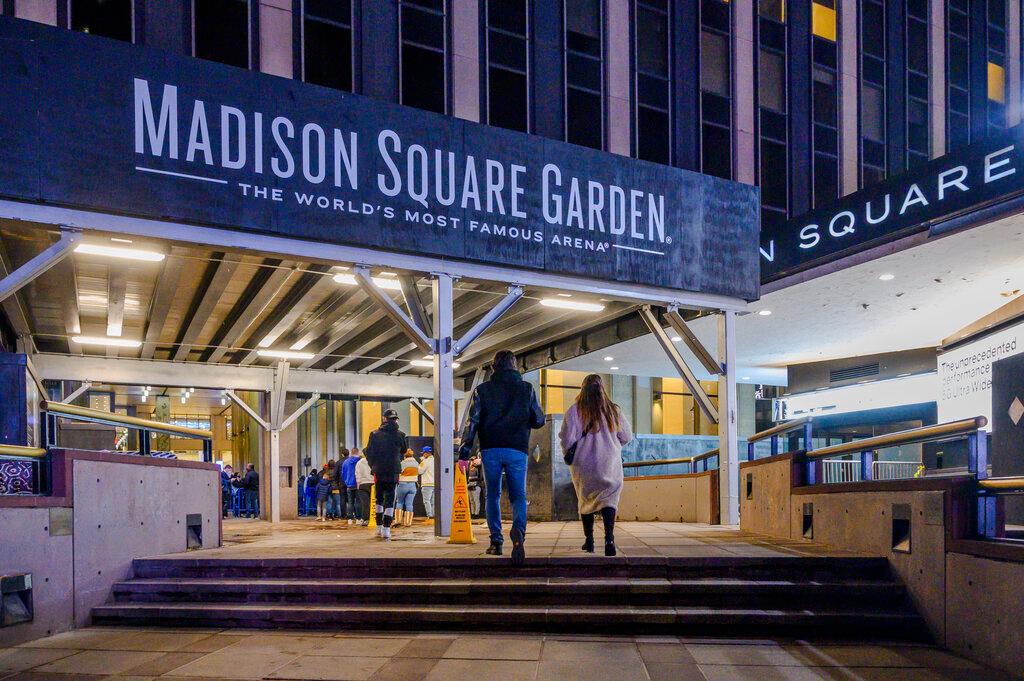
left=364, top=408, right=408, bottom=542
left=459, top=349, right=545, bottom=566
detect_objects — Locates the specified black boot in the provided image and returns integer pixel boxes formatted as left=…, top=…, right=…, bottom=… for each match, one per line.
left=581, top=513, right=595, bottom=553
left=601, top=507, right=617, bottom=556
left=486, top=541, right=503, bottom=556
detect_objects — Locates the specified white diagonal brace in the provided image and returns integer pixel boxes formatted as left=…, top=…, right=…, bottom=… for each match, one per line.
left=281, top=392, right=321, bottom=431
left=271, top=360, right=289, bottom=428
left=452, top=285, right=524, bottom=356
left=639, top=305, right=719, bottom=423
left=225, top=389, right=270, bottom=431
left=665, top=309, right=721, bottom=375
left=0, top=229, right=81, bottom=305
left=353, top=266, right=434, bottom=354
left=63, top=381, right=93, bottom=404
left=411, top=397, right=435, bottom=424
left=457, top=366, right=486, bottom=437
left=399, top=275, right=431, bottom=335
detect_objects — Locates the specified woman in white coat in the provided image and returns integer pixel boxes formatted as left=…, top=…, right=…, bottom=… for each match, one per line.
left=559, top=374, right=633, bottom=556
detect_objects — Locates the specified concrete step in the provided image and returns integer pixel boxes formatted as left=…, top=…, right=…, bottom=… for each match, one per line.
left=111, top=577, right=908, bottom=608
left=91, top=601, right=930, bottom=640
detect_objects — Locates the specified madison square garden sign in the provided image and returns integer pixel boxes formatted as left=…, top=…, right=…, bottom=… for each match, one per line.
left=0, top=18, right=760, bottom=301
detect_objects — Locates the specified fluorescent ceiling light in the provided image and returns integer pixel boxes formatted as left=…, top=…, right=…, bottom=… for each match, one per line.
left=75, top=243, right=165, bottom=262
left=257, top=349, right=315, bottom=360
left=603, top=356, right=614, bottom=361
left=757, top=310, right=772, bottom=316
left=539, top=298, right=605, bottom=312
left=741, top=376, right=750, bottom=381
left=71, top=335, right=142, bottom=348
left=878, top=273, right=895, bottom=281
left=557, top=293, right=573, bottom=298
left=610, top=366, right=619, bottom=371
left=411, top=358, right=461, bottom=369
left=333, top=273, right=403, bottom=291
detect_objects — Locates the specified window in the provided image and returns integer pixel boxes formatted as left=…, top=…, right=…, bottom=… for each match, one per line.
left=860, top=0, right=885, bottom=187
left=485, top=0, right=530, bottom=132
left=701, top=0, right=732, bottom=180
left=634, top=0, right=671, bottom=164
left=811, top=0, right=836, bottom=41
left=906, top=0, right=929, bottom=167
left=194, top=0, right=251, bottom=68
left=758, top=6, right=787, bottom=227
left=811, top=4, right=838, bottom=207
left=758, top=0, right=784, bottom=23
left=70, top=0, right=133, bottom=42
left=302, top=0, right=353, bottom=92
left=653, top=378, right=719, bottom=436
left=565, top=0, right=603, bottom=149
left=986, top=0, right=1006, bottom=136
left=401, top=0, right=448, bottom=114
left=946, top=0, right=970, bottom=150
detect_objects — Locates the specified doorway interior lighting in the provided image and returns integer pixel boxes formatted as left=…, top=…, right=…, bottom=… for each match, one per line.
left=539, top=298, right=605, bottom=312
left=74, top=243, right=165, bottom=262
left=333, top=273, right=403, bottom=291
left=257, top=349, right=315, bottom=360
left=70, top=335, right=141, bottom=348
left=411, top=357, right=461, bottom=369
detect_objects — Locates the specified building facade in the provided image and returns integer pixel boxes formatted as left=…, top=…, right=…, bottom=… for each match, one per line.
left=5, top=0, right=1020, bottom=252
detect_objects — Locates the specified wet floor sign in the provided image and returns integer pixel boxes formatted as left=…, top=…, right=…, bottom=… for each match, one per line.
left=447, top=466, right=477, bottom=544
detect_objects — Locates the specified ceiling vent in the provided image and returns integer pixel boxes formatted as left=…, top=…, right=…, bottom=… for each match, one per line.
left=829, top=363, right=880, bottom=383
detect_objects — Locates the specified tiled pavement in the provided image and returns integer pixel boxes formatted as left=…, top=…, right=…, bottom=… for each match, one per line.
left=1, top=627, right=1016, bottom=680
left=182, top=518, right=865, bottom=560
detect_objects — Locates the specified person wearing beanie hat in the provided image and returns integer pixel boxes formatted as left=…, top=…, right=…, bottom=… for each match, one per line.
left=417, top=446, right=436, bottom=520
left=364, top=408, right=408, bottom=541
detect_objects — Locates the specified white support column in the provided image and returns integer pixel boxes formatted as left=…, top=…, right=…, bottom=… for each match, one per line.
left=432, top=273, right=456, bottom=537
left=259, top=0, right=293, bottom=78
left=732, top=0, right=757, bottom=185
left=717, top=311, right=739, bottom=525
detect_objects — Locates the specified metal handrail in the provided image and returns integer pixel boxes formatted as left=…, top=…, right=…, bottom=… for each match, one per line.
left=43, top=401, right=213, bottom=439
left=805, top=417, right=987, bottom=460
left=623, top=448, right=719, bottom=473
left=0, top=444, right=47, bottom=458
left=748, top=417, right=811, bottom=443
left=977, top=476, right=1024, bottom=491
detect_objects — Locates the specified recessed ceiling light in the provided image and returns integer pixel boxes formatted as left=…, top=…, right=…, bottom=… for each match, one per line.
left=610, top=366, right=619, bottom=371
left=670, top=336, right=682, bottom=342
left=557, top=293, right=573, bottom=297
left=741, top=376, right=750, bottom=381
left=109, top=237, right=134, bottom=244
left=757, top=310, right=772, bottom=316
left=257, top=349, right=315, bottom=360
left=74, top=243, right=165, bottom=262
left=540, top=298, right=605, bottom=312
left=603, top=356, right=614, bottom=361
left=71, top=335, right=142, bottom=348
left=333, top=273, right=403, bottom=290
left=878, top=273, right=895, bottom=281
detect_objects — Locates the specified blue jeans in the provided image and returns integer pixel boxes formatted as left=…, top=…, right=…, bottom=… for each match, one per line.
left=396, top=482, right=418, bottom=512
left=481, top=448, right=528, bottom=545
left=421, top=485, right=434, bottom=518
left=244, top=489, right=259, bottom=517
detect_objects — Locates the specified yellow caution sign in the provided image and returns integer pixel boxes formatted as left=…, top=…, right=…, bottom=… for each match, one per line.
left=447, top=465, right=477, bottom=544
left=368, top=483, right=377, bottom=530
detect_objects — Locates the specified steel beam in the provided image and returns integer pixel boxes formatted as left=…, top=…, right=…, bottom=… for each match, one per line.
left=141, top=250, right=185, bottom=359
left=432, top=273, right=455, bottom=537
left=639, top=305, right=718, bottom=423
left=453, top=286, right=524, bottom=356
left=354, top=266, right=434, bottom=354
left=457, top=367, right=486, bottom=437
left=717, top=310, right=739, bottom=525
left=410, top=397, right=435, bottom=424
left=0, top=237, right=36, bottom=344
left=173, top=253, right=243, bottom=361
left=205, top=261, right=296, bottom=364
left=225, top=389, right=270, bottom=431
left=665, top=309, right=720, bottom=375
left=399, top=275, right=431, bottom=335
left=0, top=229, right=80, bottom=305
left=281, top=392, right=321, bottom=431
left=63, top=381, right=93, bottom=404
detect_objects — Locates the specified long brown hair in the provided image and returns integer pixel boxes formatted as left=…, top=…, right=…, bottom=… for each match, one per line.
left=575, top=374, right=619, bottom=433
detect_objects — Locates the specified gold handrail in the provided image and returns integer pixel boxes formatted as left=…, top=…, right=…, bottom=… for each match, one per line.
left=748, top=417, right=811, bottom=443
left=806, top=417, right=987, bottom=460
left=0, top=444, right=46, bottom=458
left=623, top=448, right=718, bottom=469
left=977, top=476, right=1024, bottom=491
left=43, top=401, right=213, bottom=439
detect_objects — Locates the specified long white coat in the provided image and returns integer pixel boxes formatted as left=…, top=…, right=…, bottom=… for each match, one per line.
left=559, top=404, right=633, bottom=515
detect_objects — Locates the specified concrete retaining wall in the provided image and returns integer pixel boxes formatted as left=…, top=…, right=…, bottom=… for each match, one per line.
left=618, top=471, right=718, bottom=523
left=0, top=449, right=220, bottom=646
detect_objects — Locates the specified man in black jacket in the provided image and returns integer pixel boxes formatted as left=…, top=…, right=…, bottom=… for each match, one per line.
left=364, top=408, right=408, bottom=541
left=241, top=463, right=259, bottom=519
left=459, top=349, right=545, bottom=565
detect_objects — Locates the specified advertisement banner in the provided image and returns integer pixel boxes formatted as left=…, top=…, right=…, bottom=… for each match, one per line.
left=937, top=320, right=1024, bottom=430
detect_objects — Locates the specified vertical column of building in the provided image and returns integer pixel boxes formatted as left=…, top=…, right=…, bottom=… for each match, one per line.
left=787, top=2, right=812, bottom=216
left=531, top=1, right=564, bottom=140
left=605, top=0, right=630, bottom=155
left=732, top=0, right=756, bottom=185
left=14, top=0, right=55, bottom=24
left=886, top=2, right=907, bottom=174
left=672, top=0, right=700, bottom=171
left=258, top=0, right=291, bottom=77
left=361, top=0, right=400, bottom=101
left=929, top=0, right=946, bottom=156
left=1008, top=0, right=1022, bottom=126
left=838, top=0, right=859, bottom=195
left=451, top=0, right=479, bottom=121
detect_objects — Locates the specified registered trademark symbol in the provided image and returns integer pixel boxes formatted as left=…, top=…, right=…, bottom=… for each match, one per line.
left=666, top=236, right=672, bottom=244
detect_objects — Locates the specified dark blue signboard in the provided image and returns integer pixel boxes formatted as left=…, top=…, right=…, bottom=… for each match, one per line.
left=762, top=123, right=1024, bottom=281
left=0, top=18, right=759, bottom=300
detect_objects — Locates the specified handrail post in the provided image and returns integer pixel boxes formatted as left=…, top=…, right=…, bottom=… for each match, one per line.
left=746, top=441, right=754, bottom=462
left=803, top=420, right=813, bottom=451
left=860, top=450, right=874, bottom=481
left=202, top=439, right=213, bottom=463
left=969, top=430, right=998, bottom=538
left=770, top=435, right=779, bottom=457
left=140, top=429, right=151, bottom=456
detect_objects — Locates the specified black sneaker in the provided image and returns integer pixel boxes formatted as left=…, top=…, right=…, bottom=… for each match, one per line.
left=510, top=528, right=526, bottom=567
left=486, top=542, right=503, bottom=556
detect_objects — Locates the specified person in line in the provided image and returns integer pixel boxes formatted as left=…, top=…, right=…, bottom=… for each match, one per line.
left=329, top=450, right=347, bottom=520
left=355, top=451, right=374, bottom=526
left=341, top=447, right=362, bottom=525
left=364, top=408, right=408, bottom=541
left=316, top=461, right=335, bottom=522
left=395, top=449, right=419, bottom=527
left=459, top=349, right=546, bottom=566
left=559, top=374, right=633, bottom=556
left=220, top=464, right=233, bottom=518
left=241, top=463, right=259, bottom=519
left=467, top=455, right=483, bottom=518
left=304, top=468, right=319, bottom=517
left=417, top=446, right=435, bottom=520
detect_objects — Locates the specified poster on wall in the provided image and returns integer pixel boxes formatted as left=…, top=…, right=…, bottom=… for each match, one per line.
left=937, top=319, right=1024, bottom=430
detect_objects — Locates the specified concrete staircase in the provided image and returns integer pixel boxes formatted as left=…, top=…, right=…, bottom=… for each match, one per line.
left=92, top=556, right=930, bottom=640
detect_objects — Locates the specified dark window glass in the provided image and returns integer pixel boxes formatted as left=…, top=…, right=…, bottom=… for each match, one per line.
left=758, top=0, right=784, bottom=22
left=759, top=48, right=785, bottom=113
left=861, top=84, right=884, bottom=143
left=637, top=108, right=670, bottom=164
left=758, top=9, right=787, bottom=221
left=401, top=0, right=447, bottom=114
left=699, top=3, right=732, bottom=179
left=700, top=30, right=730, bottom=97
left=71, top=0, right=133, bottom=42
left=566, top=0, right=603, bottom=148
left=759, top=139, right=787, bottom=210
left=567, top=88, right=602, bottom=148
left=947, top=1, right=970, bottom=149
left=194, top=0, right=250, bottom=68
left=303, top=0, right=353, bottom=92
left=635, top=0, right=670, bottom=163
left=813, top=152, right=838, bottom=206
left=701, top=121, right=731, bottom=180
left=905, top=1, right=929, bottom=167
left=486, top=0, right=529, bottom=132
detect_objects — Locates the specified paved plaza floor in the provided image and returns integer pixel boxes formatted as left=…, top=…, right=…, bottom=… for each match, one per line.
left=1, top=626, right=1014, bottom=680
left=185, top=518, right=862, bottom=560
